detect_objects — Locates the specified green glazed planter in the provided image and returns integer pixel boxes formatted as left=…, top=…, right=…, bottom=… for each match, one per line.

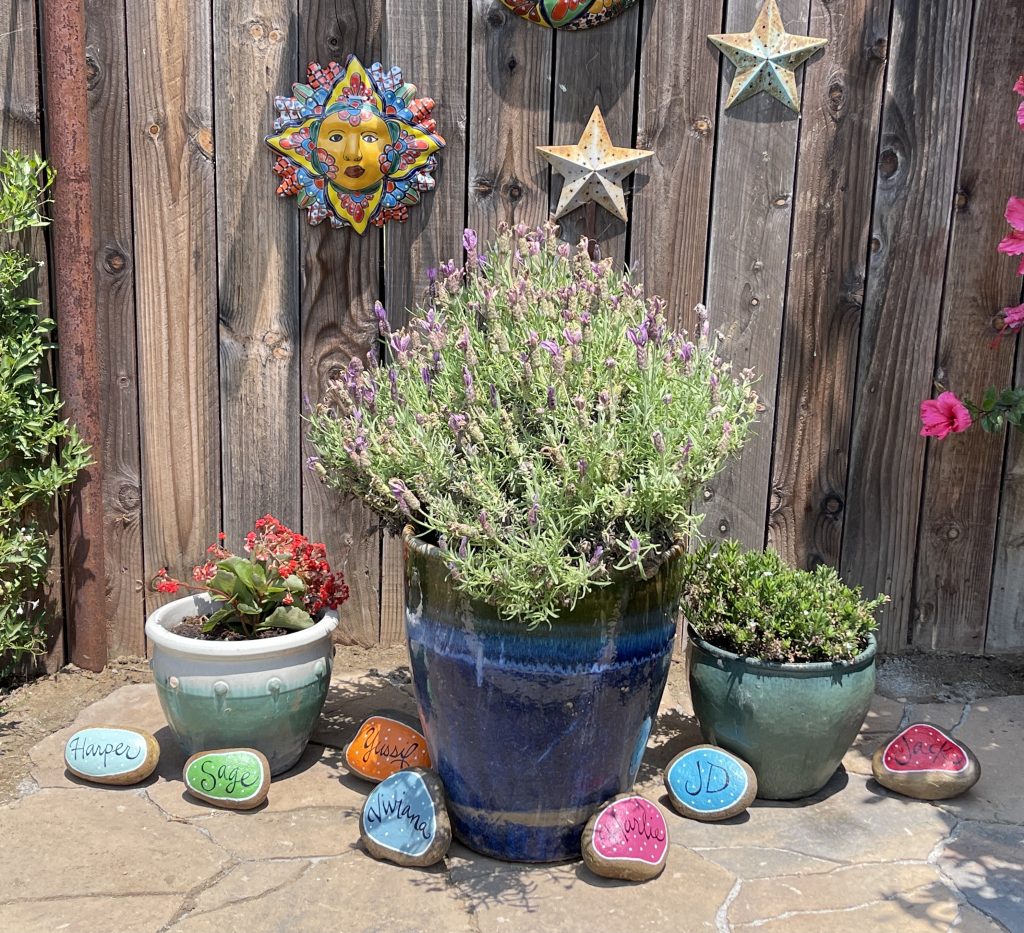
left=687, top=628, right=877, bottom=800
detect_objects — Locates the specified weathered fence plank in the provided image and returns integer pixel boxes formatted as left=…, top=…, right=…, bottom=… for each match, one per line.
left=631, top=0, right=723, bottom=330
left=214, top=0, right=301, bottom=540
left=550, top=6, right=640, bottom=266
left=86, top=0, right=145, bottom=657
left=467, top=0, right=552, bottom=234
left=841, top=0, right=974, bottom=652
left=298, top=0, right=383, bottom=647
left=767, top=0, right=891, bottom=571
left=702, top=0, right=809, bottom=550
left=914, top=0, right=1024, bottom=652
left=125, top=1, right=221, bottom=620
left=380, top=0, right=470, bottom=644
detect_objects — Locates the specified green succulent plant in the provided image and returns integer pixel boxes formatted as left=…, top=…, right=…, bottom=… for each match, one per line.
left=682, top=541, right=888, bottom=663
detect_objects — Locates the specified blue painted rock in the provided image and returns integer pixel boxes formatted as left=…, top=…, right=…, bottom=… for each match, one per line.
left=63, top=725, right=160, bottom=785
left=345, top=713, right=432, bottom=783
left=872, top=723, right=980, bottom=800
left=581, top=794, right=669, bottom=881
left=360, top=767, right=451, bottom=867
left=664, top=744, right=757, bottom=821
left=183, top=748, right=271, bottom=810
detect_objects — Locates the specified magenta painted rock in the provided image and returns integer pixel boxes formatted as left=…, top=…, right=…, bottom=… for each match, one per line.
left=581, top=794, right=669, bottom=881
left=872, top=723, right=980, bottom=800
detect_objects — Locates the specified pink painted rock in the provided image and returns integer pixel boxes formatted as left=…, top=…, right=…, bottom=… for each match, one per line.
left=581, top=794, right=669, bottom=881
left=872, top=723, right=980, bottom=800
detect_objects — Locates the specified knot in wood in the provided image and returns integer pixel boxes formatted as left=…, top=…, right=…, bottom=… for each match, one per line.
left=506, top=180, right=524, bottom=202
left=84, top=50, right=100, bottom=89
left=103, top=247, right=127, bottom=275
left=507, top=55, right=518, bottom=73
left=878, top=148, right=899, bottom=180
left=117, top=483, right=141, bottom=511
left=828, top=82, right=845, bottom=112
left=821, top=494, right=844, bottom=516
left=691, top=117, right=712, bottom=138
left=954, top=186, right=970, bottom=211
left=473, top=176, right=495, bottom=197
left=487, top=6, right=507, bottom=27
left=870, top=37, right=888, bottom=62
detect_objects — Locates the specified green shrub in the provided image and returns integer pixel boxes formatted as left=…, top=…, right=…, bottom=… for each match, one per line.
left=309, top=223, right=758, bottom=626
left=0, top=151, right=91, bottom=665
left=681, top=541, right=888, bottom=663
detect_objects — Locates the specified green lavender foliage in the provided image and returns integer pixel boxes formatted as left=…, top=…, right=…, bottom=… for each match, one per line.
left=309, top=222, right=758, bottom=626
left=0, top=152, right=92, bottom=663
left=682, top=541, right=888, bottom=663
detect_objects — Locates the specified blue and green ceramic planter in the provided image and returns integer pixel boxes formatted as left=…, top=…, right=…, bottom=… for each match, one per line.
left=146, top=595, right=337, bottom=776
left=687, top=628, right=877, bottom=800
left=402, top=527, right=685, bottom=863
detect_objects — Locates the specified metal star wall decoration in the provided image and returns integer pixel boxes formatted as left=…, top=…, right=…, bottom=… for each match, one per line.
left=537, top=106, right=653, bottom=223
left=709, top=0, right=827, bottom=113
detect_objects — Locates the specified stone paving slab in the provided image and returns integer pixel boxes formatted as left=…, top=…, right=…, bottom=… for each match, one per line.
left=2, top=672, right=1021, bottom=933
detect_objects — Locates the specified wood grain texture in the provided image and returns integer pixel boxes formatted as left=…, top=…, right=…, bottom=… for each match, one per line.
left=298, top=0, right=382, bottom=647
left=214, top=0, right=300, bottom=539
left=126, top=0, right=221, bottom=615
left=841, top=0, right=973, bottom=653
left=380, top=0, right=469, bottom=645
left=766, top=0, right=891, bottom=570
left=550, top=5, right=640, bottom=266
left=914, top=0, right=1024, bottom=652
left=631, top=0, right=722, bottom=330
left=0, top=0, right=64, bottom=672
left=467, top=0, right=552, bottom=234
left=85, top=0, right=145, bottom=657
left=989, top=332, right=1024, bottom=652
left=702, top=0, right=810, bottom=550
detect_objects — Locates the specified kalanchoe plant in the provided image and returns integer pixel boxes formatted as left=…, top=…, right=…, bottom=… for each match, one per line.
left=152, top=515, right=349, bottom=638
left=682, top=541, right=888, bottom=663
left=308, top=222, right=758, bottom=627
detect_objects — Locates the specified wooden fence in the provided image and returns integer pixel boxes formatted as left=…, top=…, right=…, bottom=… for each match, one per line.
left=2, top=0, right=1022, bottom=660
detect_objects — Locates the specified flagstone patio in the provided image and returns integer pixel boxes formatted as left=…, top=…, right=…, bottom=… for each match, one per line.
left=1, top=656, right=1021, bottom=933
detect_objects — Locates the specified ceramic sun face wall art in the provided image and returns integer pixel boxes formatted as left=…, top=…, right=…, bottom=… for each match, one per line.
left=500, top=0, right=638, bottom=30
left=265, top=56, right=445, bottom=234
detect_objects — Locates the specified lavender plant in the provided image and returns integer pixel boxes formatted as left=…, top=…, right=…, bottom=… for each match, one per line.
left=309, top=223, right=758, bottom=626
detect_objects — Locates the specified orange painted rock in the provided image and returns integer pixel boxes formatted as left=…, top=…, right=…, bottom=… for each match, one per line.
left=872, top=723, right=980, bottom=800
left=344, top=714, right=431, bottom=783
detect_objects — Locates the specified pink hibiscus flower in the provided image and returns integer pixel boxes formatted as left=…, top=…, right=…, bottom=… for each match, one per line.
left=998, top=196, right=1024, bottom=274
left=920, top=392, right=972, bottom=439
left=1016, top=75, right=1024, bottom=129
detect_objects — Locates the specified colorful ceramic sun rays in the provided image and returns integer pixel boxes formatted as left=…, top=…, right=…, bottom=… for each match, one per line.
left=265, top=56, right=445, bottom=234
left=500, top=0, right=638, bottom=30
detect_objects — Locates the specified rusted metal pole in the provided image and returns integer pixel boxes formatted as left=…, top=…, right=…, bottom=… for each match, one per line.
left=40, top=0, right=108, bottom=671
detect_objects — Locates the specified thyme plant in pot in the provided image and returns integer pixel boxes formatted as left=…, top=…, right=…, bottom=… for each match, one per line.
left=309, top=223, right=758, bottom=861
left=144, top=516, right=349, bottom=774
left=682, top=542, right=888, bottom=800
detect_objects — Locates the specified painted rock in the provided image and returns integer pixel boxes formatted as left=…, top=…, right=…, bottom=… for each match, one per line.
left=581, top=794, right=669, bottom=882
left=360, top=767, right=451, bottom=867
left=183, top=748, right=271, bottom=810
left=345, top=714, right=432, bottom=783
left=63, top=725, right=160, bottom=785
left=872, top=723, right=980, bottom=800
left=664, top=744, right=757, bottom=821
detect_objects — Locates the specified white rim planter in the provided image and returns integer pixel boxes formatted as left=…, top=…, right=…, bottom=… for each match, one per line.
left=145, top=594, right=337, bottom=775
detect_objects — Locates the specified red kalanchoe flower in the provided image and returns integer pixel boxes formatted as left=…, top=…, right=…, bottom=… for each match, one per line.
left=997, top=196, right=1024, bottom=275
left=1003, top=302, right=1024, bottom=332
left=1015, top=75, right=1024, bottom=129
left=153, top=568, right=182, bottom=594
left=920, top=392, right=972, bottom=439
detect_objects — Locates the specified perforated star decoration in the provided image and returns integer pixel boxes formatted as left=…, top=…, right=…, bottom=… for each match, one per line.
left=537, top=107, right=652, bottom=223
left=709, top=0, right=827, bottom=113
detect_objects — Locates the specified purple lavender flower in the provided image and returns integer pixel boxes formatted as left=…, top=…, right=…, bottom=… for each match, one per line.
left=426, top=267, right=437, bottom=285
left=305, top=455, right=321, bottom=473
left=539, top=338, right=561, bottom=357
left=390, top=333, right=411, bottom=356
left=421, top=366, right=433, bottom=390
left=479, top=510, right=493, bottom=535
left=604, top=358, right=617, bottom=370
left=527, top=330, right=540, bottom=348
left=562, top=327, right=582, bottom=347
left=463, top=228, right=478, bottom=252
left=458, top=536, right=468, bottom=559
left=440, top=259, right=458, bottom=277
left=456, top=325, right=470, bottom=352
left=389, top=479, right=414, bottom=516
left=628, top=537, right=641, bottom=561
left=652, top=430, right=666, bottom=454
left=557, top=243, right=571, bottom=259
left=598, top=389, right=611, bottom=407
left=679, top=342, right=694, bottom=363
left=588, top=545, right=604, bottom=568
left=626, top=324, right=649, bottom=348
left=547, top=385, right=556, bottom=410
left=448, top=413, right=469, bottom=435
left=489, top=383, right=499, bottom=407
left=462, top=366, right=475, bottom=403
left=374, top=300, right=389, bottom=332
left=528, top=498, right=540, bottom=528
left=577, top=458, right=588, bottom=477
left=514, top=222, right=528, bottom=238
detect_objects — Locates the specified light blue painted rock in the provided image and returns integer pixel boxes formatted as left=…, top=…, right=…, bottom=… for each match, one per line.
left=360, top=767, right=451, bottom=867
left=63, top=725, right=160, bottom=785
left=665, top=744, right=757, bottom=821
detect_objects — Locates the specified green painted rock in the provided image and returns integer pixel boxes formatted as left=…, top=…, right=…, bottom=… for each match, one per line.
left=183, top=748, right=271, bottom=810
left=872, top=723, right=980, bottom=800
left=63, top=725, right=160, bottom=786
left=360, top=768, right=451, bottom=867
left=665, top=744, right=757, bottom=821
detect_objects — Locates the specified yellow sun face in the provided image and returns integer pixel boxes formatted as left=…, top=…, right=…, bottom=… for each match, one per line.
left=318, top=110, right=390, bottom=191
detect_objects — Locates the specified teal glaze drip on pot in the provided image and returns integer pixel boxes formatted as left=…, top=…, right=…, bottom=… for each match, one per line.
left=687, top=629, right=876, bottom=800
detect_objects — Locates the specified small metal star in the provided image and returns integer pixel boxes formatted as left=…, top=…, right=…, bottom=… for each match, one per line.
left=709, top=0, right=827, bottom=113
left=537, top=106, right=653, bottom=223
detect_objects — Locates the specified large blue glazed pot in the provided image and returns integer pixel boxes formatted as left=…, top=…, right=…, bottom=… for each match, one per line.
left=687, top=628, right=877, bottom=800
left=403, top=528, right=685, bottom=862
